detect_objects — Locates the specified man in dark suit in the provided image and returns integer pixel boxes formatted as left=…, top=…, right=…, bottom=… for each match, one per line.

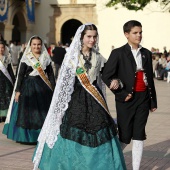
left=102, top=20, right=157, bottom=170
left=51, top=42, right=66, bottom=79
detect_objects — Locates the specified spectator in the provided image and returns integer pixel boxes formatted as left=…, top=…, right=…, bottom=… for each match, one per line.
left=163, top=46, right=168, bottom=57
left=47, top=43, right=55, bottom=57
left=10, top=41, right=19, bottom=66
left=158, top=55, right=170, bottom=80
left=51, top=42, right=66, bottom=80
left=157, top=54, right=167, bottom=79
left=152, top=55, right=159, bottom=77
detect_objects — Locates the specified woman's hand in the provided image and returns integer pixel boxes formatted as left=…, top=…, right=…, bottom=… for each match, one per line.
left=110, top=80, right=119, bottom=90
left=15, top=92, right=21, bottom=102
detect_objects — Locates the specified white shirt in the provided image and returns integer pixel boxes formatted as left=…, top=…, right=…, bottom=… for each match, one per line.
left=130, top=44, right=148, bottom=85
left=130, top=44, right=143, bottom=70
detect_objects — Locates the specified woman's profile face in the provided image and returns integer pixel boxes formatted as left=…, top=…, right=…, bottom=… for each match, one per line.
left=0, top=44, right=5, bottom=55
left=30, top=39, right=42, bottom=54
left=82, top=30, right=97, bottom=49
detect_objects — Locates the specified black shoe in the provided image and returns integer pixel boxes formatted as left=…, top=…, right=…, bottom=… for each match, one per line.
left=19, top=142, right=37, bottom=145
left=157, top=77, right=163, bottom=80
left=1, top=117, right=6, bottom=122
left=0, top=117, right=5, bottom=123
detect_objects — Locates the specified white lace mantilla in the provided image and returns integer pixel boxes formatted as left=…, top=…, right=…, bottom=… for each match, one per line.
left=21, top=51, right=51, bottom=76
left=0, top=46, right=12, bottom=68
left=78, top=50, right=107, bottom=99
left=33, top=25, right=84, bottom=170
left=1, top=55, right=12, bottom=68
left=33, top=25, right=107, bottom=170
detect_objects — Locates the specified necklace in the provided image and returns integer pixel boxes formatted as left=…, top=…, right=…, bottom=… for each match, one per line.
left=80, top=50, right=92, bottom=73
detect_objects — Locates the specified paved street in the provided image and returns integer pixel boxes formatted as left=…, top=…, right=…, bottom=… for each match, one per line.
left=0, top=79, right=170, bottom=170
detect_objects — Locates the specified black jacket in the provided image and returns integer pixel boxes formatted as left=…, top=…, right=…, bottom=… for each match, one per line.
left=102, top=43, right=157, bottom=109
left=52, top=47, right=66, bottom=65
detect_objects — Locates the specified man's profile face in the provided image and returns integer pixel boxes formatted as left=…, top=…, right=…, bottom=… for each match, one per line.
left=124, top=26, right=142, bottom=47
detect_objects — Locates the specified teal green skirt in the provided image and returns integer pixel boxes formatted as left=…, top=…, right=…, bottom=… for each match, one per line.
left=3, top=102, right=40, bottom=143
left=35, top=135, right=126, bottom=170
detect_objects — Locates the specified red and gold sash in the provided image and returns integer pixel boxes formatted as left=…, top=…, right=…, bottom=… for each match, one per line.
left=26, top=52, right=53, bottom=91
left=76, top=67, right=109, bottom=114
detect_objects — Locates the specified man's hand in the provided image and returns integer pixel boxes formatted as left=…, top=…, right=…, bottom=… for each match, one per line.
left=125, top=94, right=132, bottom=102
left=150, top=108, right=157, bottom=112
left=110, top=80, right=119, bottom=90
left=15, top=92, right=20, bottom=102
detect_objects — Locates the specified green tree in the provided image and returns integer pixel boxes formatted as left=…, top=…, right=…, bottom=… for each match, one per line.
left=106, top=0, right=170, bottom=12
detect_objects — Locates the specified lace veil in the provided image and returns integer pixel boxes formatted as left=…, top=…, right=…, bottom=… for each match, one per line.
left=20, top=35, right=51, bottom=70
left=0, top=43, right=12, bottom=67
left=33, top=24, right=100, bottom=169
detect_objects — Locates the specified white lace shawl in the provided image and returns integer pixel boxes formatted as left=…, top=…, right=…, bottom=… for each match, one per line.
left=78, top=50, right=107, bottom=99
left=0, top=46, right=12, bottom=68
left=20, top=51, right=51, bottom=76
left=20, top=42, right=51, bottom=76
left=33, top=24, right=107, bottom=170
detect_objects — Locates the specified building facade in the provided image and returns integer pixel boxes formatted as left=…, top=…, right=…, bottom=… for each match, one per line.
left=0, top=0, right=170, bottom=57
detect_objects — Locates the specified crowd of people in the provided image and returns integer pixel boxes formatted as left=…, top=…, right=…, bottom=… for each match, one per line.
left=0, top=20, right=159, bottom=170
left=152, top=47, right=170, bottom=81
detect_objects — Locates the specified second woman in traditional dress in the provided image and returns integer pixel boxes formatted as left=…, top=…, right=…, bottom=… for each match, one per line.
left=33, top=24, right=126, bottom=170
left=3, top=36, right=55, bottom=143
left=0, top=41, right=15, bottom=122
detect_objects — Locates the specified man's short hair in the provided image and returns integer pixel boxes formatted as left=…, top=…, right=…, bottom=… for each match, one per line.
left=123, top=20, right=142, bottom=33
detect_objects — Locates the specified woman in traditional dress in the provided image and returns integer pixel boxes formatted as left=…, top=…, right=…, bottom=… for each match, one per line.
left=3, top=36, right=55, bottom=143
left=0, top=41, right=15, bottom=122
left=33, top=24, right=126, bottom=170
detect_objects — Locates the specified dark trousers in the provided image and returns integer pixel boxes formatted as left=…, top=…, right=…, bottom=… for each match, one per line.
left=160, top=69, right=170, bottom=79
left=116, top=90, right=150, bottom=144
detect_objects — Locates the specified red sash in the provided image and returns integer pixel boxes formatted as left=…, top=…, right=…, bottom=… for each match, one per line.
left=134, top=71, right=147, bottom=92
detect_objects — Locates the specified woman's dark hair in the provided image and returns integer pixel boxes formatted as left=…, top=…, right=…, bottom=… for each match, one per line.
left=29, top=36, right=42, bottom=46
left=0, top=41, right=5, bottom=48
left=123, top=20, right=142, bottom=33
left=80, top=24, right=98, bottom=40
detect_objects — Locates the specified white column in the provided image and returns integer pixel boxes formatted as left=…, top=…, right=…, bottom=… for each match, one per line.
left=4, top=24, right=14, bottom=44
left=20, top=27, right=27, bottom=44
left=26, top=23, right=34, bottom=41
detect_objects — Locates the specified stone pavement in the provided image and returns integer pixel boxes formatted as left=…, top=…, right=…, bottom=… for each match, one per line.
left=0, top=79, right=170, bottom=170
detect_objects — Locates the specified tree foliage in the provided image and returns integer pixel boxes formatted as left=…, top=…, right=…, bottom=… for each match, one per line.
left=106, top=0, right=170, bottom=11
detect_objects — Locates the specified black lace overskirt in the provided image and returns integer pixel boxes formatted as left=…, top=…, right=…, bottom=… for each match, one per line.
left=16, top=76, right=53, bottom=130
left=0, top=71, right=13, bottom=110
left=60, top=78, right=117, bottom=147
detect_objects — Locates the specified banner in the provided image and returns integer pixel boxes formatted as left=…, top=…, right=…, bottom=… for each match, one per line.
left=0, top=0, right=8, bottom=22
left=25, top=0, right=35, bottom=22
